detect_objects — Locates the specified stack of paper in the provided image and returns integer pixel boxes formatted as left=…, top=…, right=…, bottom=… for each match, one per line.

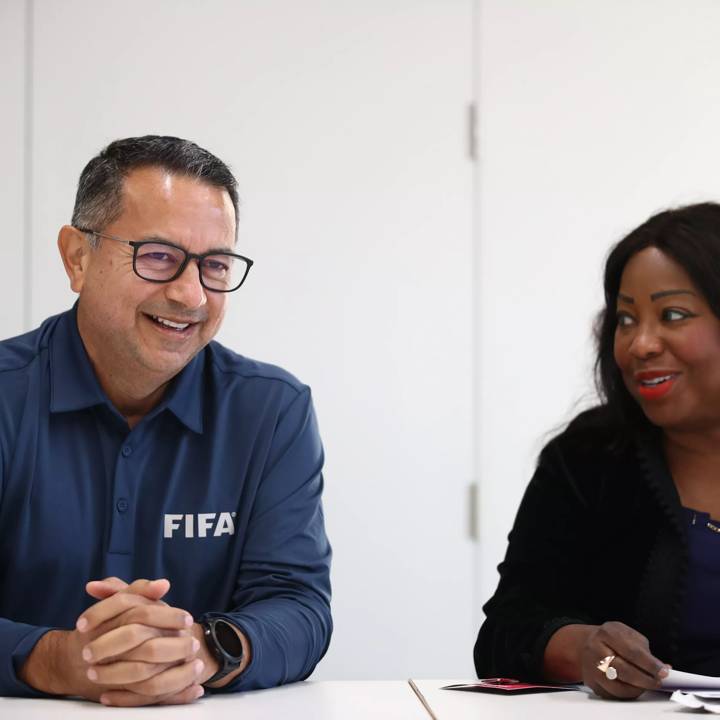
left=660, top=669, right=720, bottom=712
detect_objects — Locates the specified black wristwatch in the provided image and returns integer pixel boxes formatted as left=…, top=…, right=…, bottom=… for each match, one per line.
left=200, top=618, right=244, bottom=685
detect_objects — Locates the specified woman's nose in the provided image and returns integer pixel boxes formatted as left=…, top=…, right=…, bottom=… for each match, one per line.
left=628, top=323, right=663, bottom=359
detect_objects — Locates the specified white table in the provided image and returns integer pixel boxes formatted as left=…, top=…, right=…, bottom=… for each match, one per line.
left=0, top=681, right=428, bottom=719
left=2, top=678, right=692, bottom=718
left=410, top=678, right=683, bottom=719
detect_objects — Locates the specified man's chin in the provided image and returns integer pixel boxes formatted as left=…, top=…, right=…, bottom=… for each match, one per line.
left=134, top=346, right=202, bottom=379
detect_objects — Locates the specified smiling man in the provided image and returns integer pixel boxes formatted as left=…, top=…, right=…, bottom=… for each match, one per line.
left=0, top=136, right=332, bottom=706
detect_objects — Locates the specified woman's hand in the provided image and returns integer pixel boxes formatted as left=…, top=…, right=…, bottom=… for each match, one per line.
left=545, top=622, right=670, bottom=699
left=581, top=622, right=670, bottom=699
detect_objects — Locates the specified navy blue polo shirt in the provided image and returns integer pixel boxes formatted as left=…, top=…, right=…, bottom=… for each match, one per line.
left=0, top=306, right=332, bottom=696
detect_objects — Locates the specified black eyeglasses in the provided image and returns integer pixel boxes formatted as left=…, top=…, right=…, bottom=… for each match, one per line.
left=76, top=228, right=254, bottom=293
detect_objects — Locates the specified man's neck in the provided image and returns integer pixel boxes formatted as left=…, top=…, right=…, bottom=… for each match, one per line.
left=75, top=321, right=172, bottom=426
left=92, top=364, right=170, bottom=428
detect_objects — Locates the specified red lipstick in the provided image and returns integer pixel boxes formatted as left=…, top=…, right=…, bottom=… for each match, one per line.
left=634, top=370, right=679, bottom=400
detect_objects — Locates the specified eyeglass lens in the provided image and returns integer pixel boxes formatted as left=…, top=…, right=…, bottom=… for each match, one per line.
left=135, top=243, right=247, bottom=290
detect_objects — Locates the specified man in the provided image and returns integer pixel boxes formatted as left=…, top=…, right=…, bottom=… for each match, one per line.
left=0, top=136, right=332, bottom=706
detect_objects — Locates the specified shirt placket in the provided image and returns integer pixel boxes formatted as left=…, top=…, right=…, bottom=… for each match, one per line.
left=104, top=436, right=139, bottom=581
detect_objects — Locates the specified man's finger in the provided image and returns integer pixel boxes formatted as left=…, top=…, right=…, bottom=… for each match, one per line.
left=87, top=659, right=175, bottom=686
left=124, top=659, right=205, bottom=697
left=100, top=684, right=204, bottom=707
left=123, top=578, right=171, bottom=602
left=113, top=635, right=200, bottom=664
left=86, top=577, right=128, bottom=600
left=83, top=623, right=169, bottom=663
left=87, top=577, right=170, bottom=602
left=77, top=592, right=158, bottom=633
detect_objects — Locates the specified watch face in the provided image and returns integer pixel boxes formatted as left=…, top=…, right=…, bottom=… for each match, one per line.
left=214, top=619, right=243, bottom=661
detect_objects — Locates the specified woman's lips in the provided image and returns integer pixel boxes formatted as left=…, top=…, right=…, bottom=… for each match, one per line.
left=634, top=371, right=680, bottom=400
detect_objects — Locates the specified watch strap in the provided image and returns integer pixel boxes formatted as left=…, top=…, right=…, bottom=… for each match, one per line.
left=201, top=618, right=243, bottom=685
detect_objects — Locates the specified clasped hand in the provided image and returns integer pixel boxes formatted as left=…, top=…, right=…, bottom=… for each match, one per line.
left=69, top=577, right=207, bottom=706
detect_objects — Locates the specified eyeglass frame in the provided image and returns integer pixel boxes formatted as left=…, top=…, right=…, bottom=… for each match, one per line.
left=74, top=227, right=254, bottom=293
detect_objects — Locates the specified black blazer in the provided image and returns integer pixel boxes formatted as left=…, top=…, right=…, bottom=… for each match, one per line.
left=474, top=408, right=690, bottom=680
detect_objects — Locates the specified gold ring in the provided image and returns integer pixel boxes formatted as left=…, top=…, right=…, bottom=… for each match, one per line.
left=597, top=655, right=618, bottom=681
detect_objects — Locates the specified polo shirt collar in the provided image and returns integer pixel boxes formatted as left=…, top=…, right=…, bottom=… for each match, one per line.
left=50, top=304, right=205, bottom=434
left=50, top=305, right=109, bottom=413
left=162, top=350, right=205, bottom=434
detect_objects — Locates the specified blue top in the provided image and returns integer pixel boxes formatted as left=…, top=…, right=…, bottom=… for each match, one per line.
left=0, top=306, right=332, bottom=696
left=678, top=507, right=720, bottom=674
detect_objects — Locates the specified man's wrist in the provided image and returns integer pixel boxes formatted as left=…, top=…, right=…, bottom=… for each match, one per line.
left=19, top=630, right=70, bottom=696
left=190, top=623, right=220, bottom=682
left=191, top=621, right=251, bottom=688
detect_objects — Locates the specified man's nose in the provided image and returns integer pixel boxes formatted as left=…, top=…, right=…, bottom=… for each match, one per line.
left=164, top=260, right=207, bottom=309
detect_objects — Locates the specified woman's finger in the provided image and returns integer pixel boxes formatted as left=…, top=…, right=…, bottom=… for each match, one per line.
left=583, top=626, right=671, bottom=701
left=595, top=622, right=667, bottom=680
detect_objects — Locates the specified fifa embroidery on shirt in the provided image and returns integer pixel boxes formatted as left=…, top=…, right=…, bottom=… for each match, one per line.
left=163, top=512, right=237, bottom=538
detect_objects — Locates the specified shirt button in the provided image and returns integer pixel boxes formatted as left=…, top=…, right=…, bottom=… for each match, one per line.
left=116, top=498, right=129, bottom=513
left=121, top=446, right=132, bottom=457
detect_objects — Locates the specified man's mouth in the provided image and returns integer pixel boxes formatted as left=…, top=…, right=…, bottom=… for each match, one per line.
left=145, top=314, right=196, bottom=333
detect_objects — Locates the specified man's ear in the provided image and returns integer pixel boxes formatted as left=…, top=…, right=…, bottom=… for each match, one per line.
left=58, top=225, right=92, bottom=293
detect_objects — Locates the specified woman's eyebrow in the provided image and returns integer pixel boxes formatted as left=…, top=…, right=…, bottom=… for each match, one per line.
left=617, top=292, right=634, bottom=304
left=650, top=289, right=696, bottom=301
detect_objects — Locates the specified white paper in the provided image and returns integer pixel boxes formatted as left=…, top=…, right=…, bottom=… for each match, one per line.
left=661, top=669, right=720, bottom=691
left=671, top=690, right=720, bottom=713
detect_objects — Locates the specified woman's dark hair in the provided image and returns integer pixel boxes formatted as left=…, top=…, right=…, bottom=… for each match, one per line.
left=594, top=202, right=720, bottom=436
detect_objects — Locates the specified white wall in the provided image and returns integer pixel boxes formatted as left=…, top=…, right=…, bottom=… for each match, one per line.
left=9, top=0, right=476, bottom=681
left=0, top=0, right=27, bottom=338
left=11, top=0, right=719, bottom=682
left=476, top=0, right=720, bottom=605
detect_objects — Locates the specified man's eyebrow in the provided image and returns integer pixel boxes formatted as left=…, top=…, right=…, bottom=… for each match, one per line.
left=139, top=236, right=235, bottom=254
left=650, top=289, right=696, bottom=301
left=139, top=234, right=174, bottom=244
left=617, top=293, right=634, bottom=304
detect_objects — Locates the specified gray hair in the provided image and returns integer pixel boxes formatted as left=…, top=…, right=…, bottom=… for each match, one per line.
left=71, top=135, right=240, bottom=246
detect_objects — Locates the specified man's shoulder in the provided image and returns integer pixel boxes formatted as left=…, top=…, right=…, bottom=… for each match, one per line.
left=205, top=340, right=309, bottom=397
left=0, top=313, right=63, bottom=376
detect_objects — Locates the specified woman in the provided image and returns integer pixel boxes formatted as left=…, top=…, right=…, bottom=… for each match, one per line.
left=475, top=202, right=720, bottom=699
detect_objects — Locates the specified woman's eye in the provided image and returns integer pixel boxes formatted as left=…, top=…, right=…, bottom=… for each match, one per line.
left=663, top=308, right=689, bottom=322
left=616, top=313, right=634, bottom=328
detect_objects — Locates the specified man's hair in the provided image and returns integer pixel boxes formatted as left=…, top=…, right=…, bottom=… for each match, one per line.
left=71, top=135, right=239, bottom=245
left=594, top=202, right=720, bottom=435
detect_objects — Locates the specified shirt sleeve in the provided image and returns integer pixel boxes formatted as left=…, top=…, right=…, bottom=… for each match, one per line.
left=0, top=450, right=59, bottom=697
left=0, top=621, right=58, bottom=697
left=473, top=440, right=596, bottom=681
left=202, top=387, right=332, bottom=692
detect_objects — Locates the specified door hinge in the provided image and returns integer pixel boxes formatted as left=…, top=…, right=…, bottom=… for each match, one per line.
left=468, top=481, right=479, bottom=540
left=467, top=102, right=477, bottom=162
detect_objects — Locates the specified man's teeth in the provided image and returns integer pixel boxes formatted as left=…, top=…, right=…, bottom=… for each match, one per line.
left=152, top=315, right=190, bottom=330
left=640, top=375, right=673, bottom=386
